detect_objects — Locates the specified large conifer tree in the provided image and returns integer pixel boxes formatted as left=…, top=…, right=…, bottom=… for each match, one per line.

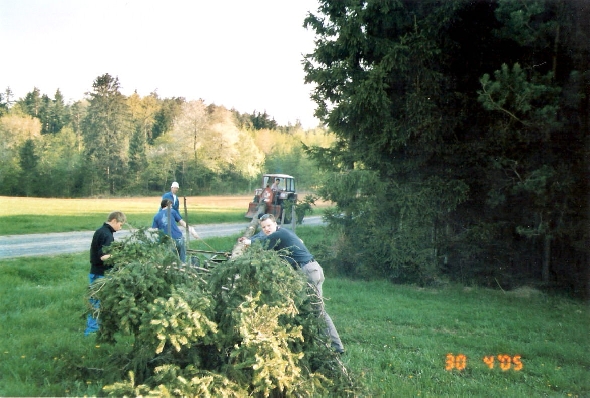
left=82, top=74, right=131, bottom=195
left=304, top=0, right=589, bottom=293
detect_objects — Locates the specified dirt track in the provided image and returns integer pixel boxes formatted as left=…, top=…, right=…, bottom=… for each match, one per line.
left=0, top=216, right=325, bottom=259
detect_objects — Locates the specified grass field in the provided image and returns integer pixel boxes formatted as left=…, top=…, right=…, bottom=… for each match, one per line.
left=1, top=245, right=588, bottom=396
left=0, top=196, right=252, bottom=235
left=1, top=198, right=588, bottom=396
left=0, top=196, right=329, bottom=235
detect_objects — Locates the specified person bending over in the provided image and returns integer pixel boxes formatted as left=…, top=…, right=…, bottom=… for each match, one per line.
left=239, top=213, right=344, bottom=353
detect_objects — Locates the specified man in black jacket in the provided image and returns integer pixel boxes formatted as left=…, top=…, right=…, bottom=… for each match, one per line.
left=84, top=211, right=126, bottom=336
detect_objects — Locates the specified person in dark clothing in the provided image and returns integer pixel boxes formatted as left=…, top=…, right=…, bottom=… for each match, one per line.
left=239, top=213, right=345, bottom=353
left=85, top=211, right=126, bottom=336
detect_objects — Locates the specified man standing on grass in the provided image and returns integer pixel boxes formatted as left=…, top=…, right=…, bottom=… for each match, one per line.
left=85, top=211, right=126, bottom=336
left=162, top=181, right=180, bottom=212
left=152, top=199, right=199, bottom=263
left=238, top=213, right=345, bottom=354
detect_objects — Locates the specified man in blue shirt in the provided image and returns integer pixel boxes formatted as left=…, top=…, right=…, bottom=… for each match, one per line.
left=152, top=199, right=198, bottom=262
left=239, top=213, right=345, bottom=353
left=162, top=181, right=180, bottom=212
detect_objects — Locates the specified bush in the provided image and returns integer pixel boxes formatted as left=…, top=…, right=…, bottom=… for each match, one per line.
left=89, top=230, right=358, bottom=396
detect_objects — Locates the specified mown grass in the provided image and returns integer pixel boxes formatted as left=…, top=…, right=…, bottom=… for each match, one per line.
left=0, top=196, right=327, bottom=235
left=331, top=280, right=589, bottom=397
left=1, top=227, right=588, bottom=397
left=0, top=196, right=250, bottom=235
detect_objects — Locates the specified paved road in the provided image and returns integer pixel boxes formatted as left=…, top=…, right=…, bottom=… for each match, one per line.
left=0, top=216, right=324, bottom=259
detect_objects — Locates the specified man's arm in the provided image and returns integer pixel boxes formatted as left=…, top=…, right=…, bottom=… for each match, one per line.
left=239, top=231, right=280, bottom=249
left=177, top=218, right=199, bottom=238
left=97, top=230, right=114, bottom=261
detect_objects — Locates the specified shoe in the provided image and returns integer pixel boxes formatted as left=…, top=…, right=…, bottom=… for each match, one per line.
left=332, top=342, right=345, bottom=355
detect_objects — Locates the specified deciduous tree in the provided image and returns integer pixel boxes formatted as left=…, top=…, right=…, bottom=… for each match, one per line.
left=0, top=113, right=41, bottom=194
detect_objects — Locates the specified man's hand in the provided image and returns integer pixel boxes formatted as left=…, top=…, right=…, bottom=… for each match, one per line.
left=238, top=237, right=251, bottom=246
left=190, top=227, right=199, bottom=239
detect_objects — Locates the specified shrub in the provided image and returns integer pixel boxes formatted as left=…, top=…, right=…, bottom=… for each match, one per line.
left=89, top=230, right=358, bottom=396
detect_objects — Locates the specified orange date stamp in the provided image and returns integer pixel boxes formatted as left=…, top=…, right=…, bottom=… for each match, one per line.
left=445, top=353, right=523, bottom=371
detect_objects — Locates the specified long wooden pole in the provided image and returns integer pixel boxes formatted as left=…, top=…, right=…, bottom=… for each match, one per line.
left=166, top=203, right=171, bottom=236
left=184, top=197, right=189, bottom=246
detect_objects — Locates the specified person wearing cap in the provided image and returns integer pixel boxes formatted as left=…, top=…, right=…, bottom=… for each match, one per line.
left=151, top=199, right=199, bottom=263
left=238, top=213, right=345, bottom=354
left=162, top=182, right=180, bottom=212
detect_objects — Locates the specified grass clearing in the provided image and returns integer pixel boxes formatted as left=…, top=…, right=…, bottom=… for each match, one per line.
left=1, top=227, right=588, bottom=397
left=0, top=196, right=250, bottom=235
left=0, top=196, right=329, bottom=235
left=330, top=278, right=589, bottom=397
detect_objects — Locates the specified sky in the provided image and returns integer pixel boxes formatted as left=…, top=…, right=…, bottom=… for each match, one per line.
left=0, top=0, right=322, bottom=128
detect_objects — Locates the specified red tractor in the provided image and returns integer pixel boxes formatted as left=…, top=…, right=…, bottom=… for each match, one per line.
left=245, top=173, right=298, bottom=224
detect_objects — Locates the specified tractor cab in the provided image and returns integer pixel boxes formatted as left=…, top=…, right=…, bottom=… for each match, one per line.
left=245, top=173, right=297, bottom=223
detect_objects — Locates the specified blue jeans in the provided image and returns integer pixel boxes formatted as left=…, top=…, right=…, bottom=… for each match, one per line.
left=175, top=236, right=186, bottom=262
left=84, top=273, right=104, bottom=336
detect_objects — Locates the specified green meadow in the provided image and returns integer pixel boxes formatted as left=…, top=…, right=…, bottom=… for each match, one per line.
left=0, top=196, right=250, bottom=235
left=0, top=198, right=588, bottom=396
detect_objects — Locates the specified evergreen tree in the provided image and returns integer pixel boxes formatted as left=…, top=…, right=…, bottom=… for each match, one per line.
left=151, top=96, right=184, bottom=144
left=1, top=87, right=15, bottom=115
left=304, top=0, right=589, bottom=293
left=18, top=138, right=39, bottom=196
left=470, top=0, right=590, bottom=290
left=304, top=0, right=467, bottom=283
left=69, top=100, right=87, bottom=154
left=82, top=74, right=131, bottom=195
left=128, top=127, right=148, bottom=191
left=38, top=94, right=52, bottom=134
left=251, top=110, right=278, bottom=130
left=0, top=92, right=8, bottom=117
left=49, top=89, right=68, bottom=134
left=20, top=87, right=42, bottom=117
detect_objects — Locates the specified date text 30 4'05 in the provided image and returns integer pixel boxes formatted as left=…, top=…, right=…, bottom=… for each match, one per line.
left=445, top=353, right=523, bottom=371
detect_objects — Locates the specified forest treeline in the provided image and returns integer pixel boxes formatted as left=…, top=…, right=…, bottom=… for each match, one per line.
left=303, top=0, right=589, bottom=297
left=0, top=75, right=333, bottom=197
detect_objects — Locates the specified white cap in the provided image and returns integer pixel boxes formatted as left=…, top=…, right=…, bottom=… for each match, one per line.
left=171, top=181, right=179, bottom=188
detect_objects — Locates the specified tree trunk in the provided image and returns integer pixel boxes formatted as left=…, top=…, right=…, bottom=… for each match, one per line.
left=231, top=201, right=266, bottom=258
left=184, top=197, right=189, bottom=246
